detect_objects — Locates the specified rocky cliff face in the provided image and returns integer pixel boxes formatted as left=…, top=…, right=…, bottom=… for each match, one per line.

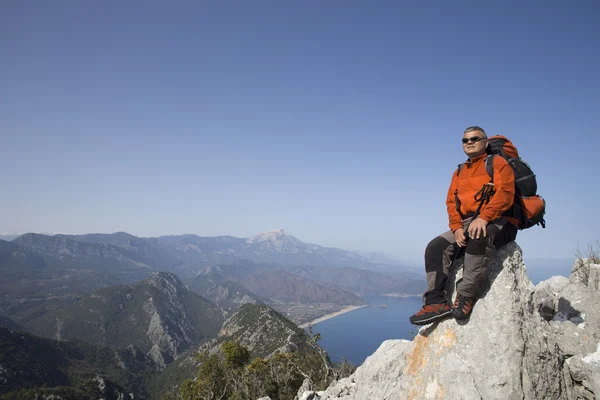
left=297, top=242, right=600, bottom=400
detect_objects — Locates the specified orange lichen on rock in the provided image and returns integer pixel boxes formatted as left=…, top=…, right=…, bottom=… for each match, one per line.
left=404, top=327, right=455, bottom=399
left=405, top=333, right=429, bottom=375
left=405, top=326, right=456, bottom=376
left=436, top=327, right=456, bottom=355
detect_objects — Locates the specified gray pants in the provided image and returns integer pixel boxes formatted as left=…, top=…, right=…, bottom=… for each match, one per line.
left=423, top=218, right=517, bottom=304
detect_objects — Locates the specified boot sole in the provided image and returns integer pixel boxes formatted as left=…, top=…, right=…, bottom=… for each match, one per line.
left=452, top=310, right=472, bottom=320
left=409, top=309, right=452, bottom=326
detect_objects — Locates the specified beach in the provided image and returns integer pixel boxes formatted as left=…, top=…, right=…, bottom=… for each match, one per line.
left=382, top=293, right=421, bottom=298
left=299, top=305, right=367, bottom=328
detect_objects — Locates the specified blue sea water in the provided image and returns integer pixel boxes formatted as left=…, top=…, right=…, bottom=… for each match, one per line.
left=310, top=295, right=422, bottom=366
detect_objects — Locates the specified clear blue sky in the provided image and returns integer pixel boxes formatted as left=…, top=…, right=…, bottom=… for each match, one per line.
left=1, top=1, right=599, bottom=265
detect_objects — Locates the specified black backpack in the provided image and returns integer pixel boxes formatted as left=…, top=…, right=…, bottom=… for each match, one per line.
left=483, top=135, right=546, bottom=230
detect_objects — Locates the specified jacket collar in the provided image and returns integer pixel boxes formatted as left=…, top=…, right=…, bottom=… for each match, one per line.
left=466, top=152, right=488, bottom=165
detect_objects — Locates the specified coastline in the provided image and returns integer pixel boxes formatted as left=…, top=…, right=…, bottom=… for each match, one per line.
left=381, top=293, right=421, bottom=298
left=299, top=305, right=367, bottom=329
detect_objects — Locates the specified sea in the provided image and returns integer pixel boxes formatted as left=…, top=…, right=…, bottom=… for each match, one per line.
left=311, top=294, right=422, bottom=366
left=311, top=258, right=574, bottom=366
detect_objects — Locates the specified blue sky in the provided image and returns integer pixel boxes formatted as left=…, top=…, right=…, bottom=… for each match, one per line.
left=1, top=1, right=599, bottom=267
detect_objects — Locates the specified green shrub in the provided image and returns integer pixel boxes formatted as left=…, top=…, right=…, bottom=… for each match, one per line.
left=179, top=332, right=355, bottom=400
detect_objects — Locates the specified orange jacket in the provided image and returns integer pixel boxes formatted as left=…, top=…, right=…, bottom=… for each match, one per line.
left=446, top=153, right=516, bottom=232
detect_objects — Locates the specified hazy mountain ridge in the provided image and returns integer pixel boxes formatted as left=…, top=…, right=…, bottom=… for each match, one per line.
left=0, top=238, right=49, bottom=284
left=57, top=232, right=185, bottom=274
left=52, top=229, right=415, bottom=276
left=14, top=233, right=149, bottom=263
left=189, top=260, right=366, bottom=305
left=286, top=264, right=425, bottom=295
left=228, top=269, right=365, bottom=305
left=200, top=281, right=264, bottom=312
left=0, top=238, right=130, bottom=315
left=7, top=234, right=159, bottom=295
left=189, top=259, right=422, bottom=307
left=19, top=272, right=225, bottom=368
left=5, top=231, right=419, bottom=294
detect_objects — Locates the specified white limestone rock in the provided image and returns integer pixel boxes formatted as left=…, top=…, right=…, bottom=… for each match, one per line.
left=296, top=243, right=600, bottom=400
left=565, top=343, right=600, bottom=400
left=588, top=263, right=600, bottom=292
left=308, top=242, right=567, bottom=399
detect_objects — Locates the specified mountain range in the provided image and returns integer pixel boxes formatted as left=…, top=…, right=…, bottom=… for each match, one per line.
left=54, top=229, right=419, bottom=276
left=14, top=272, right=224, bottom=368
left=0, top=229, right=426, bottom=398
left=1, top=230, right=423, bottom=313
left=189, top=260, right=368, bottom=306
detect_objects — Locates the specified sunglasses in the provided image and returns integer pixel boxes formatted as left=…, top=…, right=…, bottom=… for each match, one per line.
left=462, top=136, right=485, bottom=144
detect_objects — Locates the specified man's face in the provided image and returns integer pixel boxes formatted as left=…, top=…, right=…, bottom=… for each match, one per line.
left=462, top=130, right=488, bottom=158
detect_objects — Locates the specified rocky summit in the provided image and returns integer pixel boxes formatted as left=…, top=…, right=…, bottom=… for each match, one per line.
left=295, top=242, right=600, bottom=400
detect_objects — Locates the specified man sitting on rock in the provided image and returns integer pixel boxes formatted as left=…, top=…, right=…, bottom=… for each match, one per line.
left=409, top=126, right=518, bottom=325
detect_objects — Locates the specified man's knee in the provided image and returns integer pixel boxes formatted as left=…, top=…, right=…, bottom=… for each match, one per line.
left=465, top=235, right=487, bottom=256
left=425, top=236, right=452, bottom=272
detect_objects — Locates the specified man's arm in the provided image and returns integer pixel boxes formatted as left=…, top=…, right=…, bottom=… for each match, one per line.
left=446, top=169, right=462, bottom=232
left=479, top=156, right=515, bottom=222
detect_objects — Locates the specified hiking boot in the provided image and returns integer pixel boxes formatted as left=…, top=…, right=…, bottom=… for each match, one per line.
left=409, top=303, right=452, bottom=325
left=452, top=294, right=474, bottom=320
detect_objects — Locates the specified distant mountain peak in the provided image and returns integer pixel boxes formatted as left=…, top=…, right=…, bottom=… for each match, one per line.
left=14, top=232, right=42, bottom=240
left=247, top=229, right=304, bottom=247
left=143, top=272, right=186, bottom=294
left=13, top=232, right=67, bottom=248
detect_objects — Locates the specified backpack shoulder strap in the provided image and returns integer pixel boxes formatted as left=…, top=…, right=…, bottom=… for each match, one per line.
left=485, top=154, right=495, bottom=182
left=454, top=163, right=464, bottom=218
left=456, top=161, right=467, bottom=177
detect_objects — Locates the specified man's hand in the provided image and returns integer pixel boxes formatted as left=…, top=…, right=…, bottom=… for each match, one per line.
left=454, top=228, right=467, bottom=247
left=467, top=218, right=488, bottom=240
